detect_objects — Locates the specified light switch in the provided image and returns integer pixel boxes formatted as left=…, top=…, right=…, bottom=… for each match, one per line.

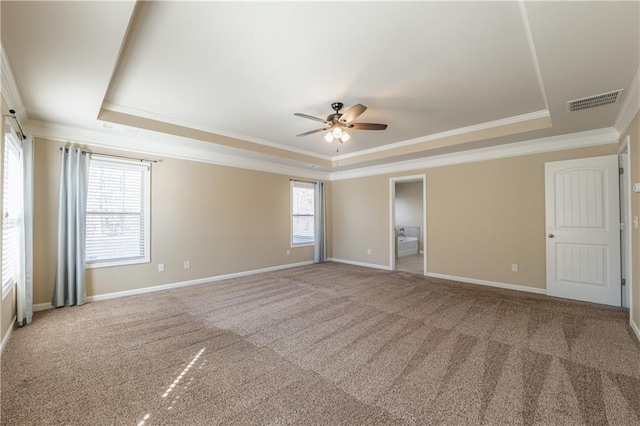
left=634, top=183, right=640, bottom=193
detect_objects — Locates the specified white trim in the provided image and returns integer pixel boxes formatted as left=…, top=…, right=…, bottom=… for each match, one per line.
left=614, top=66, right=640, bottom=136
left=0, top=44, right=26, bottom=121
left=103, top=102, right=333, bottom=162
left=86, top=258, right=150, bottom=270
left=33, top=302, right=54, bottom=312
left=330, top=127, right=619, bottom=181
left=619, top=136, right=633, bottom=312
left=631, top=319, right=640, bottom=343
left=0, top=316, right=16, bottom=356
left=32, top=261, right=315, bottom=311
left=426, top=272, right=547, bottom=295
left=26, top=120, right=330, bottom=181
left=328, top=258, right=391, bottom=271
left=334, top=110, right=550, bottom=161
left=389, top=181, right=395, bottom=271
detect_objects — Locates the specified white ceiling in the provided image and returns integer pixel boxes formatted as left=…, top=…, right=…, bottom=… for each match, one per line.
left=1, top=1, right=639, bottom=173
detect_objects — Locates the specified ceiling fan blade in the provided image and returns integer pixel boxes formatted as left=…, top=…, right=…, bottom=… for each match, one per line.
left=294, top=113, right=327, bottom=123
left=349, top=123, right=388, bottom=130
left=339, top=104, right=367, bottom=124
left=296, top=127, right=329, bottom=137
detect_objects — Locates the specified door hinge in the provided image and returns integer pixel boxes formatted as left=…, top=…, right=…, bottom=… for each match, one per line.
left=620, top=167, right=624, bottom=174
left=621, top=222, right=626, bottom=230
left=622, top=278, right=626, bottom=286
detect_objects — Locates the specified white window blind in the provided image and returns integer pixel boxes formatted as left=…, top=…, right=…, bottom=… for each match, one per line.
left=2, top=133, right=22, bottom=298
left=291, top=181, right=315, bottom=245
left=86, top=158, right=150, bottom=267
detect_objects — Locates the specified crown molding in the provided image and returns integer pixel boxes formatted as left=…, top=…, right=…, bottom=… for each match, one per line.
left=332, top=109, right=551, bottom=161
left=26, top=120, right=330, bottom=181
left=329, top=127, right=619, bottom=181
left=1, top=43, right=27, bottom=121
left=614, top=66, right=640, bottom=136
left=102, top=102, right=332, bottom=162
left=26, top=118, right=620, bottom=184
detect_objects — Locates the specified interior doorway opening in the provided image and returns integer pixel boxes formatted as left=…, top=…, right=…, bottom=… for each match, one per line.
left=390, top=175, right=426, bottom=274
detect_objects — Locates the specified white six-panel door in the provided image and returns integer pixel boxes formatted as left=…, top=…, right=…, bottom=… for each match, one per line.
left=545, top=155, right=621, bottom=306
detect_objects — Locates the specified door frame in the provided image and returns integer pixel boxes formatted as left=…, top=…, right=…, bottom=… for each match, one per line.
left=619, top=136, right=633, bottom=310
left=389, top=174, right=427, bottom=274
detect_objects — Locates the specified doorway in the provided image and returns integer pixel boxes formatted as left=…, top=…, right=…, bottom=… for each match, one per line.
left=390, top=175, right=426, bottom=274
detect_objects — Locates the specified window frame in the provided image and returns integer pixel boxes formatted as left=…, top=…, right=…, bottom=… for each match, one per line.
left=85, top=156, right=151, bottom=269
left=290, top=180, right=316, bottom=248
left=2, top=129, right=21, bottom=300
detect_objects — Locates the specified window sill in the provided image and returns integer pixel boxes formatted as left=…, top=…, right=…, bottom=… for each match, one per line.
left=291, top=243, right=314, bottom=248
left=86, top=257, right=150, bottom=269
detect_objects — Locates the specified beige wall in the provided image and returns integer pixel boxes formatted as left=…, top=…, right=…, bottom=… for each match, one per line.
left=620, top=112, right=640, bottom=327
left=33, top=138, right=326, bottom=305
left=332, top=144, right=617, bottom=289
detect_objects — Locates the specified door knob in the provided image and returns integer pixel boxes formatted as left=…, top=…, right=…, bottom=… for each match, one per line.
left=548, top=234, right=554, bottom=238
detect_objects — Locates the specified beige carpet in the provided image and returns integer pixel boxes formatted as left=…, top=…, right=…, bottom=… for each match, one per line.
left=2, top=262, right=640, bottom=425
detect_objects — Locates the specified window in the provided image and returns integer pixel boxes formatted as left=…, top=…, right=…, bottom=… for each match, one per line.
left=86, top=158, right=150, bottom=267
left=291, top=181, right=315, bottom=246
left=2, top=131, right=22, bottom=299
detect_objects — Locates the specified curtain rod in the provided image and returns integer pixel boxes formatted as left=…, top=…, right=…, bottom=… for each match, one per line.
left=59, top=147, right=158, bottom=163
left=5, top=109, right=27, bottom=140
left=290, top=178, right=318, bottom=185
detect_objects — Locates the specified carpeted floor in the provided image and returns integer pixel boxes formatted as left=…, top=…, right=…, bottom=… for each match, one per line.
left=2, top=262, right=640, bottom=425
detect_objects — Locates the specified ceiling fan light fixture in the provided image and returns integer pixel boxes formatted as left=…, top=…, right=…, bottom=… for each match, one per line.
left=294, top=102, right=387, bottom=142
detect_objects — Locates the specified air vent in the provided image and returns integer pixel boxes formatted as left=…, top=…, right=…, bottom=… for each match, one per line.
left=567, top=89, right=623, bottom=112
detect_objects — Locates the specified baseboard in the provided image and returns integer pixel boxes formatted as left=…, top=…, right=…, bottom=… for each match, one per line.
left=328, top=258, right=392, bottom=271
left=631, top=319, right=640, bottom=343
left=425, top=272, right=547, bottom=295
left=0, top=316, right=16, bottom=356
left=33, top=302, right=53, bottom=312
left=32, top=261, right=315, bottom=311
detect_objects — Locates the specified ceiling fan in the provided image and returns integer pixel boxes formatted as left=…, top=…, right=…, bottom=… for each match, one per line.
left=294, top=102, right=388, bottom=143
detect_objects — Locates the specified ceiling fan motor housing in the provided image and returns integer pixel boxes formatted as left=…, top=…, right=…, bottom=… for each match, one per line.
left=327, top=113, right=342, bottom=123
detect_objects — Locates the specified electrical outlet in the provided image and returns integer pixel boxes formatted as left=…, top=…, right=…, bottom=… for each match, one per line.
left=158, top=263, right=165, bottom=272
left=183, top=260, right=191, bottom=269
left=367, top=249, right=371, bottom=255
left=511, top=264, right=519, bottom=273
left=286, top=249, right=290, bottom=256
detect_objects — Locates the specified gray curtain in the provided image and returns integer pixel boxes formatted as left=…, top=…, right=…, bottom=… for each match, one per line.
left=314, top=182, right=326, bottom=263
left=17, top=135, right=34, bottom=325
left=52, top=147, right=89, bottom=307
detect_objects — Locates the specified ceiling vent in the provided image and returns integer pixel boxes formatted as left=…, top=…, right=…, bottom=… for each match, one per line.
left=567, top=89, right=623, bottom=112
